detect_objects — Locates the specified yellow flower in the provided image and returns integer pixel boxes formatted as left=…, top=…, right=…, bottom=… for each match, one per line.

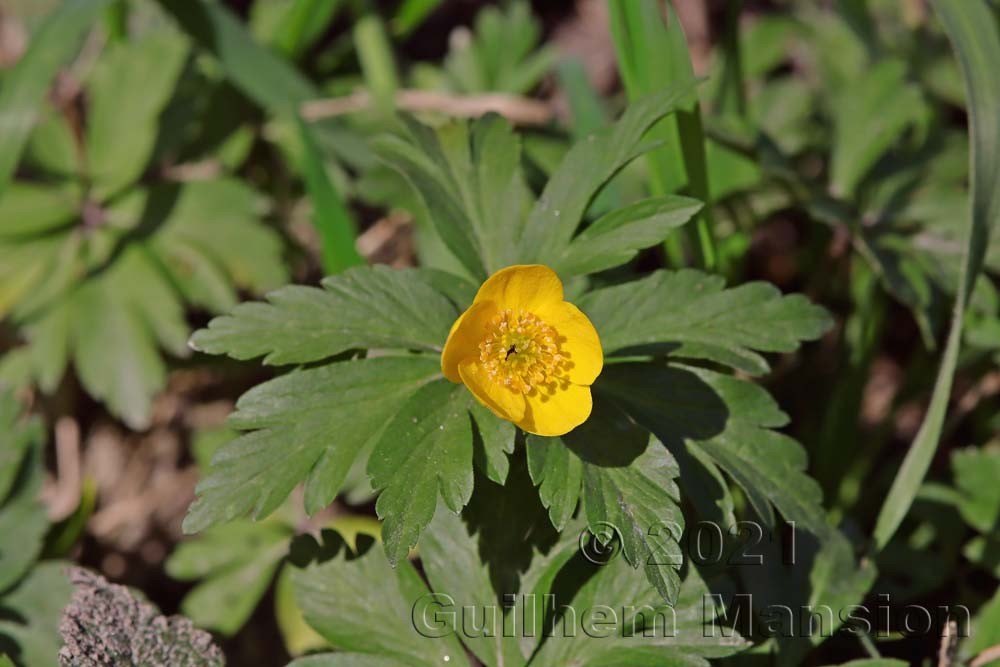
left=441, top=265, right=603, bottom=436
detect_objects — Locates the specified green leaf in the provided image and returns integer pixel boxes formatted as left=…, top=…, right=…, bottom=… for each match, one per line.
left=468, top=401, right=515, bottom=485
left=462, top=452, right=561, bottom=609
left=0, top=445, right=49, bottom=594
left=373, top=114, right=530, bottom=278
left=85, top=31, right=188, bottom=199
left=420, top=509, right=525, bottom=667
left=0, top=0, right=112, bottom=195
left=519, top=82, right=696, bottom=262
left=0, top=562, right=74, bottom=667
left=579, top=270, right=833, bottom=375
left=24, top=104, right=78, bottom=179
left=288, top=656, right=413, bottom=667
left=354, top=15, right=399, bottom=106
left=951, top=445, right=1000, bottom=533
left=275, top=567, right=329, bottom=657
left=0, top=183, right=79, bottom=238
left=829, top=60, right=924, bottom=198
left=156, top=0, right=317, bottom=115
left=391, top=0, right=444, bottom=36
left=964, top=587, right=1000, bottom=659
left=599, top=363, right=826, bottom=532
left=529, top=398, right=687, bottom=602
left=608, top=0, right=717, bottom=268
left=167, top=520, right=292, bottom=636
left=190, top=265, right=458, bottom=364
left=0, top=391, right=39, bottom=503
left=740, top=521, right=877, bottom=665
left=579, top=442, right=684, bottom=604
left=270, top=0, right=344, bottom=59
left=554, top=196, right=703, bottom=276
left=0, top=397, right=47, bottom=593
left=183, top=356, right=440, bottom=533
left=434, top=2, right=553, bottom=95
left=525, top=435, right=582, bottom=531
left=3, top=181, right=284, bottom=427
left=290, top=535, right=470, bottom=666
left=369, top=380, right=474, bottom=566
left=157, top=0, right=359, bottom=268
left=149, top=179, right=288, bottom=313
left=874, top=0, right=1000, bottom=551
left=819, top=661, right=908, bottom=667
left=70, top=252, right=186, bottom=430
left=528, top=558, right=747, bottom=667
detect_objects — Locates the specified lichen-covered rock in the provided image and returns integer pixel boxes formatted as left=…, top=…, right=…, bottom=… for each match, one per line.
left=58, top=568, right=224, bottom=667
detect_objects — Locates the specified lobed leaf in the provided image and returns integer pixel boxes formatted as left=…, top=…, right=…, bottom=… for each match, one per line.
left=554, top=196, right=702, bottom=276
left=419, top=509, right=525, bottom=667
left=368, top=380, right=474, bottom=566
left=183, top=356, right=440, bottom=533
left=190, top=265, right=458, bottom=364
left=528, top=400, right=685, bottom=602
left=599, top=363, right=827, bottom=534
left=519, top=81, right=697, bottom=263
left=0, top=0, right=112, bottom=195
left=951, top=446, right=1000, bottom=534
left=528, top=558, right=747, bottom=667
left=166, top=520, right=292, bottom=636
left=468, top=402, right=516, bottom=485
left=0, top=562, right=73, bottom=667
left=0, top=396, right=47, bottom=594
left=829, top=60, right=925, bottom=198
left=85, top=32, right=188, bottom=200
left=290, top=537, right=470, bottom=666
left=579, top=270, right=833, bottom=375
left=373, top=115, right=530, bottom=278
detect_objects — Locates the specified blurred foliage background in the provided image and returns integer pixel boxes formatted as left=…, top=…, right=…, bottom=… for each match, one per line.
left=0, top=0, right=998, bottom=665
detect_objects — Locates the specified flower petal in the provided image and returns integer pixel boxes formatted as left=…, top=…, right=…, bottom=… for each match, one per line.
left=473, top=265, right=564, bottom=312
left=441, top=300, right=498, bottom=382
left=459, top=360, right=527, bottom=422
left=537, top=301, right=603, bottom=385
left=520, top=382, right=593, bottom=436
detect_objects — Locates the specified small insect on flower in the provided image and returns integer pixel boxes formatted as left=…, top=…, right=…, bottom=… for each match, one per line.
left=442, top=265, right=603, bottom=436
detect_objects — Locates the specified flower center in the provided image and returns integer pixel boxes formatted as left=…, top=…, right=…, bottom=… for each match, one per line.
left=479, top=308, right=566, bottom=394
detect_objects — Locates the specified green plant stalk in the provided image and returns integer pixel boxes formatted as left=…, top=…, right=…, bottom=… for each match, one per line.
left=873, top=0, right=1000, bottom=551
left=0, top=0, right=113, bottom=196
left=814, top=258, right=885, bottom=500
left=608, top=0, right=717, bottom=270
left=714, top=0, right=746, bottom=117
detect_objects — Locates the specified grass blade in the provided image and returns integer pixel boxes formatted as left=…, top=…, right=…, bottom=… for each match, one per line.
left=296, top=117, right=364, bottom=273
left=608, top=0, right=717, bottom=269
left=0, top=0, right=111, bottom=196
left=873, top=0, right=1000, bottom=550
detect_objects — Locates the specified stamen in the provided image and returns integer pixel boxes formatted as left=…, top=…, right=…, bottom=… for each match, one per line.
left=478, top=309, right=569, bottom=394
